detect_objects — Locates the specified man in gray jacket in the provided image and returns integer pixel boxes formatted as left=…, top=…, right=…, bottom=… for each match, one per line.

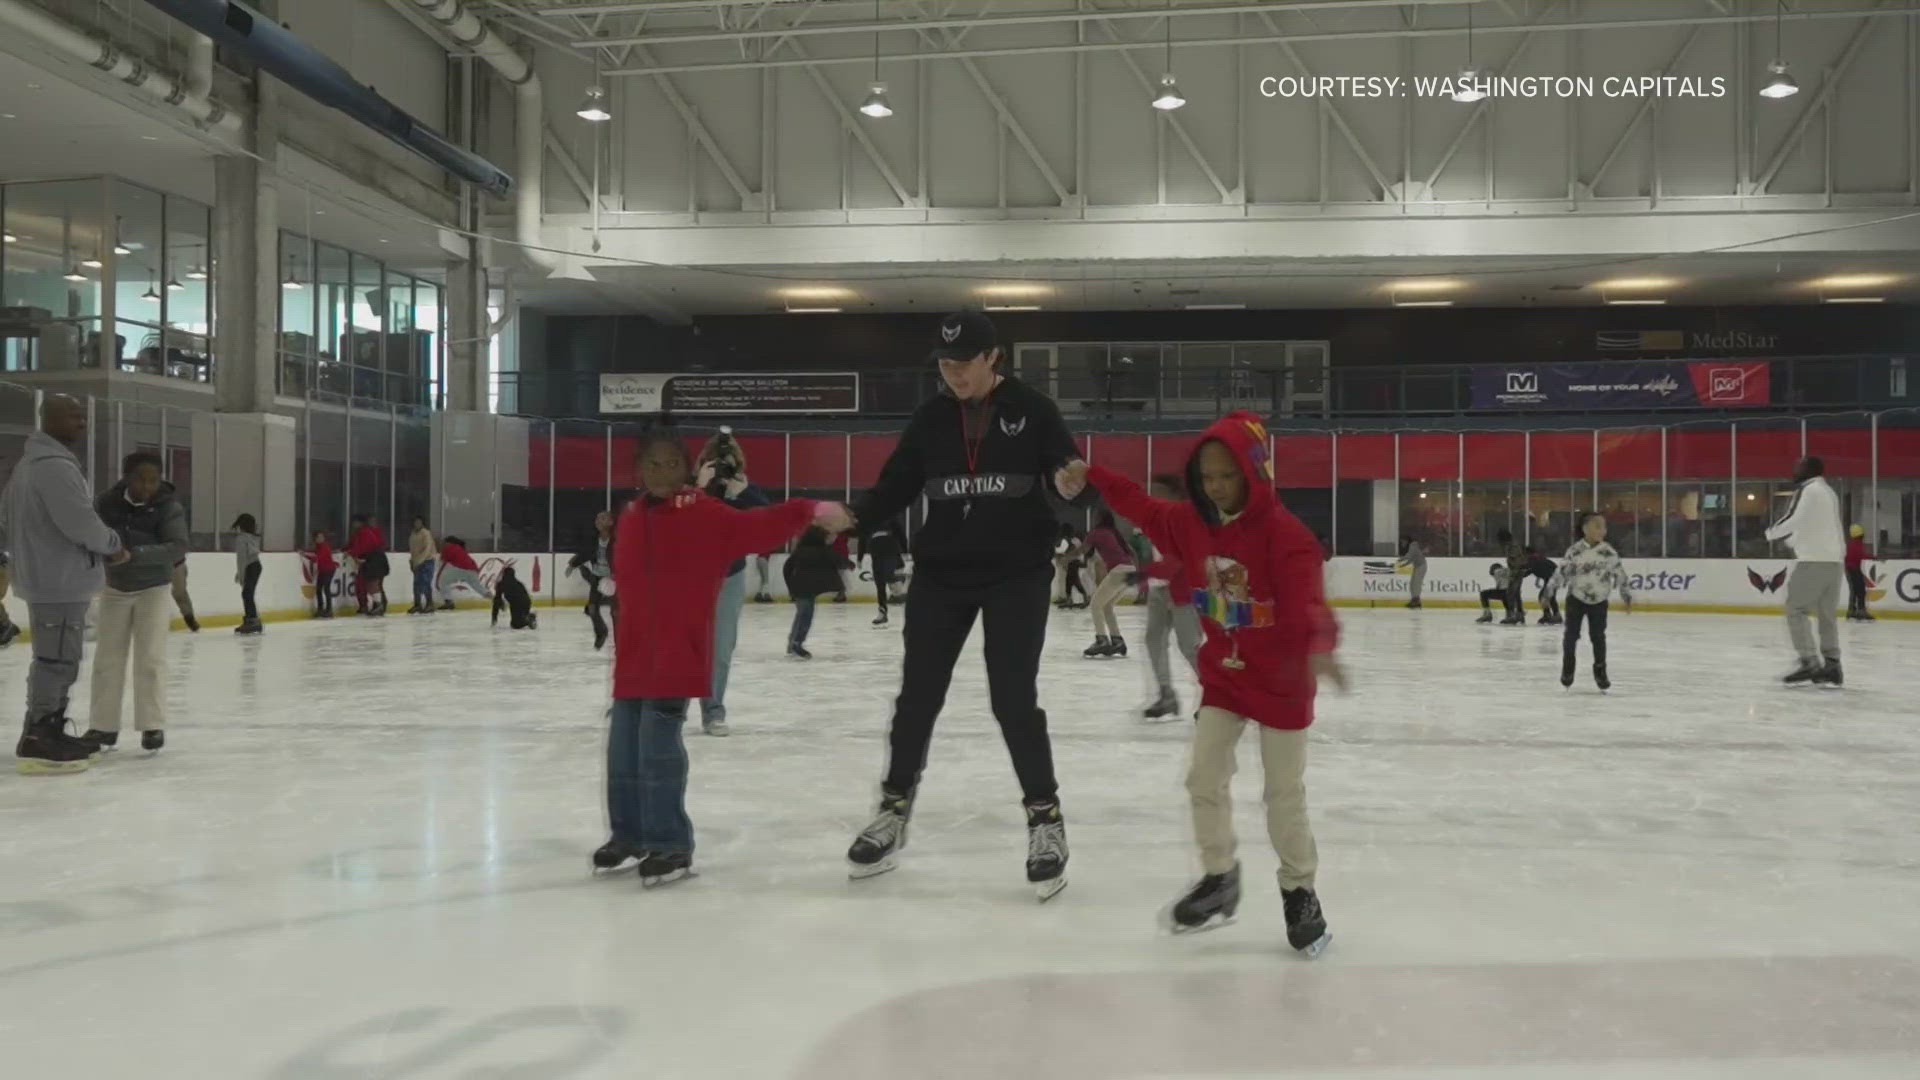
left=80, top=450, right=187, bottom=753
left=0, top=395, right=129, bottom=774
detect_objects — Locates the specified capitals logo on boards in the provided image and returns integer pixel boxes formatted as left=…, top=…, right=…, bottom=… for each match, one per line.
left=1746, top=566, right=1789, bottom=594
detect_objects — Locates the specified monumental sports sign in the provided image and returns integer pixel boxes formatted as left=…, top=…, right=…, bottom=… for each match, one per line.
left=600, top=373, right=860, bottom=414
left=1470, top=361, right=1769, bottom=410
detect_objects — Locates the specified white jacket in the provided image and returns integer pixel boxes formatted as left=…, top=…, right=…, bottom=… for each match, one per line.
left=1764, top=476, right=1844, bottom=562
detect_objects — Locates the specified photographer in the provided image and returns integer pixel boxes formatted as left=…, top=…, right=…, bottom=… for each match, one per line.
left=694, top=427, right=770, bottom=737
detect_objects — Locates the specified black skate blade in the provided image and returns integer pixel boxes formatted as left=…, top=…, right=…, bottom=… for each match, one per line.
left=847, top=856, right=898, bottom=880
left=640, top=867, right=694, bottom=889
left=1293, top=930, right=1332, bottom=959
left=1034, top=876, right=1067, bottom=903
left=1161, top=904, right=1235, bottom=936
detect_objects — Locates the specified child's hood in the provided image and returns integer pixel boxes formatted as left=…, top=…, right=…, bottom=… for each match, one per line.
left=1183, top=411, right=1277, bottom=525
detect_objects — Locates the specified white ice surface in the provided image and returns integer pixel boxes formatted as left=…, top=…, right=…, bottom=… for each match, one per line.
left=1, top=602, right=1917, bottom=1079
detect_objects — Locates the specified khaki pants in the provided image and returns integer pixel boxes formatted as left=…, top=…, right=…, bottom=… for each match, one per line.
left=89, top=584, right=173, bottom=733
left=1188, top=706, right=1318, bottom=889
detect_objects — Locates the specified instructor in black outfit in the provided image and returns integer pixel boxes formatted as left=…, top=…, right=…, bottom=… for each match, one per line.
left=844, top=311, right=1087, bottom=900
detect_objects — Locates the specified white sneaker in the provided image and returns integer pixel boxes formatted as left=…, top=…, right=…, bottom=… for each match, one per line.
left=703, top=718, right=731, bottom=737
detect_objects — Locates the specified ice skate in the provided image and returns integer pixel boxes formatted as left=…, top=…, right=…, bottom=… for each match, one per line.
left=1593, top=663, right=1611, bottom=693
left=1083, top=635, right=1111, bottom=658
left=1782, top=660, right=1823, bottom=686
left=79, top=729, right=118, bottom=752
left=141, top=730, right=164, bottom=753
left=787, top=642, right=812, bottom=660
left=1559, top=661, right=1575, bottom=690
left=638, top=851, right=693, bottom=888
left=1142, top=691, right=1182, bottom=722
left=1475, top=611, right=1493, bottom=624
left=1025, top=798, right=1068, bottom=902
left=0, top=622, right=20, bottom=647
left=1282, top=884, right=1331, bottom=958
left=15, top=716, right=94, bottom=776
left=1105, top=635, right=1128, bottom=659
left=848, top=788, right=913, bottom=878
left=871, top=613, right=889, bottom=628
left=183, top=614, right=200, bottom=633
left=591, top=838, right=640, bottom=874
left=1163, top=863, right=1240, bottom=934
left=1814, top=659, right=1844, bottom=688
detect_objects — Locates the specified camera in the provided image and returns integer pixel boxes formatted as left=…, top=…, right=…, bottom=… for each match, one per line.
left=705, top=426, right=741, bottom=495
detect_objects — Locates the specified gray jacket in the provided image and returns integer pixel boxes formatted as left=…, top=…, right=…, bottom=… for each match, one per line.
left=0, top=431, right=123, bottom=603
left=96, top=479, right=188, bottom=593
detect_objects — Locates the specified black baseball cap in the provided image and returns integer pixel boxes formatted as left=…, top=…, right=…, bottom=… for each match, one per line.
left=929, top=311, right=999, bottom=361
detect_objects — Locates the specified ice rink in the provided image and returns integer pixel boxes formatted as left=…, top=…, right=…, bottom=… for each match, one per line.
left=2, top=599, right=1917, bottom=1079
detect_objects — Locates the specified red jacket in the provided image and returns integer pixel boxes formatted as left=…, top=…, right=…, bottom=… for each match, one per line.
left=345, top=525, right=384, bottom=560
left=440, top=541, right=479, bottom=572
left=1087, top=411, right=1337, bottom=731
left=614, top=488, right=817, bottom=699
left=1845, top=537, right=1871, bottom=569
left=312, top=540, right=336, bottom=573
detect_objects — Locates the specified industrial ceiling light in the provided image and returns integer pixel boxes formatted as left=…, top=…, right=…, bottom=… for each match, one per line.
left=1453, top=6, right=1485, bottom=102
left=186, top=265, right=209, bottom=280
left=81, top=254, right=104, bottom=269
left=1760, top=2, right=1799, bottom=98
left=1152, top=0, right=1185, bottom=110
left=141, top=284, right=159, bottom=302
left=166, top=275, right=185, bottom=292
left=2, top=232, right=16, bottom=243
left=576, top=85, right=612, bottom=122
left=861, top=0, right=891, bottom=118
left=282, top=274, right=305, bottom=291
left=63, top=266, right=87, bottom=282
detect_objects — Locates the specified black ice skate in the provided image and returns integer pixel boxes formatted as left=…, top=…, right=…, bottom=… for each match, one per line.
left=141, top=730, right=164, bottom=753
left=1025, top=798, right=1069, bottom=902
left=78, top=729, right=118, bottom=752
left=753, top=592, right=773, bottom=604
left=593, top=626, right=609, bottom=651
left=0, top=621, right=21, bottom=647
left=1105, top=635, right=1128, bottom=659
left=787, top=641, right=812, bottom=660
left=1142, top=691, right=1182, bottom=722
left=1475, top=611, right=1493, bottom=624
left=638, top=851, right=693, bottom=888
left=848, top=788, right=913, bottom=879
left=1559, top=661, right=1575, bottom=690
left=183, top=614, right=200, bottom=633
left=1593, top=663, right=1611, bottom=693
left=1814, top=659, right=1844, bottom=688
left=1163, top=863, right=1241, bottom=934
left=1782, top=661, right=1823, bottom=686
left=1281, top=885, right=1331, bottom=958
left=872, top=613, right=888, bottom=628
left=592, top=838, right=640, bottom=873
left=1083, top=635, right=1111, bottom=658
left=15, top=716, right=94, bottom=776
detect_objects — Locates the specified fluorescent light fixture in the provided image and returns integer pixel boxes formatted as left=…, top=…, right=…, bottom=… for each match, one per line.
left=1391, top=279, right=1461, bottom=293
left=576, top=86, right=612, bottom=122
left=1823, top=296, right=1884, bottom=304
left=1811, top=273, right=1898, bottom=289
left=1185, top=303, right=1246, bottom=310
left=1759, top=60, right=1798, bottom=99
left=1151, top=74, right=1186, bottom=111
left=1595, top=276, right=1677, bottom=290
left=978, top=283, right=1051, bottom=299
left=1393, top=299, right=1454, bottom=308
left=1452, top=69, right=1486, bottom=103
left=778, top=286, right=853, bottom=301
left=1606, top=298, right=1668, bottom=305
left=785, top=306, right=842, bottom=313
left=984, top=305, right=1040, bottom=312
left=859, top=83, right=893, bottom=119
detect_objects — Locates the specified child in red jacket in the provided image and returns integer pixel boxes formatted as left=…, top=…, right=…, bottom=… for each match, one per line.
left=310, top=530, right=337, bottom=619
left=594, top=429, right=850, bottom=886
left=1059, top=411, right=1346, bottom=955
left=1845, top=524, right=1875, bottom=621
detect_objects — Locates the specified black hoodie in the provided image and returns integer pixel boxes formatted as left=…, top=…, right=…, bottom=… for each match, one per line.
left=853, top=374, right=1084, bottom=586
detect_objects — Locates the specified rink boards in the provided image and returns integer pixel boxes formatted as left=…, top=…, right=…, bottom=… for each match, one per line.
left=77, top=551, right=1920, bottom=631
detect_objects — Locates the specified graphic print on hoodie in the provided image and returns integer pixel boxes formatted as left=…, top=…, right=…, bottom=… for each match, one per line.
left=1082, top=411, right=1337, bottom=731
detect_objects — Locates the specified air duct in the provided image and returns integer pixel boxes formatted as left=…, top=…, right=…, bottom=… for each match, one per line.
left=0, top=0, right=239, bottom=136
left=399, top=0, right=561, bottom=273
left=141, top=0, right=514, bottom=197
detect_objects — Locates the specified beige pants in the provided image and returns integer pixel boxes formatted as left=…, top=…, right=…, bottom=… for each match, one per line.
left=89, top=584, right=173, bottom=733
left=1188, top=706, right=1318, bottom=889
left=1089, top=564, right=1135, bottom=637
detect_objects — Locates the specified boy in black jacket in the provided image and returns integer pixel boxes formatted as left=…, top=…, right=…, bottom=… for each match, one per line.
left=492, top=566, right=537, bottom=630
left=783, top=527, right=844, bottom=659
left=843, top=310, right=1089, bottom=901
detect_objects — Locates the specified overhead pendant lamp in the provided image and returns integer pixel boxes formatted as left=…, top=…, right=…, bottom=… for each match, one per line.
left=1452, top=6, right=1486, bottom=102
left=860, top=0, right=892, bottom=118
left=141, top=283, right=159, bottom=302
left=1152, top=0, right=1185, bottom=110
left=63, top=266, right=88, bottom=283
left=186, top=265, right=209, bottom=281
left=576, top=85, right=612, bottom=122
left=1759, top=1, right=1799, bottom=98
left=166, top=275, right=185, bottom=292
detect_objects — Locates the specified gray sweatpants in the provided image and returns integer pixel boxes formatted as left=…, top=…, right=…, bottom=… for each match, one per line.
left=1145, top=586, right=1202, bottom=695
left=1408, top=564, right=1426, bottom=602
left=1784, top=561, right=1842, bottom=664
left=26, top=601, right=91, bottom=725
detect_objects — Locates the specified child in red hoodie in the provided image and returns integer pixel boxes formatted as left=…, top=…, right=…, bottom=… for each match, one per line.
left=595, top=430, right=850, bottom=886
left=1059, top=411, right=1345, bottom=955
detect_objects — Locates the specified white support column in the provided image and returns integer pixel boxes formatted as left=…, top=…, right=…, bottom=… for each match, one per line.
left=1729, top=422, right=1739, bottom=557
left=1523, top=431, right=1532, bottom=545
left=1660, top=425, right=1669, bottom=558
left=1870, top=412, right=1880, bottom=545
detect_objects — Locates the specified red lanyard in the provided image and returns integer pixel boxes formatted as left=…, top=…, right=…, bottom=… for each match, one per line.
left=959, top=402, right=990, bottom=475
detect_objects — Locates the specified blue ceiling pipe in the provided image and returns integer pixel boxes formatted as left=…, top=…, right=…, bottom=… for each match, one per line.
left=141, top=0, right=513, bottom=197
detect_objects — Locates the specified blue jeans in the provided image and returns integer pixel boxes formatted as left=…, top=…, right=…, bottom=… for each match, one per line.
left=701, top=569, right=746, bottom=723
left=606, top=698, right=694, bottom=854
left=412, top=560, right=436, bottom=609
left=789, top=596, right=816, bottom=645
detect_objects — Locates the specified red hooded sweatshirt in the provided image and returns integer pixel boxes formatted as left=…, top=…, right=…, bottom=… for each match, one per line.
left=1845, top=536, right=1870, bottom=570
left=614, top=487, right=818, bottom=699
left=345, top=525, right=384, bottom=561
left=440, top=540, right=479, bottom=572
left=312, top=540, right=336, bottom=573
left=1086, top=411, right=1338, bottom=731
